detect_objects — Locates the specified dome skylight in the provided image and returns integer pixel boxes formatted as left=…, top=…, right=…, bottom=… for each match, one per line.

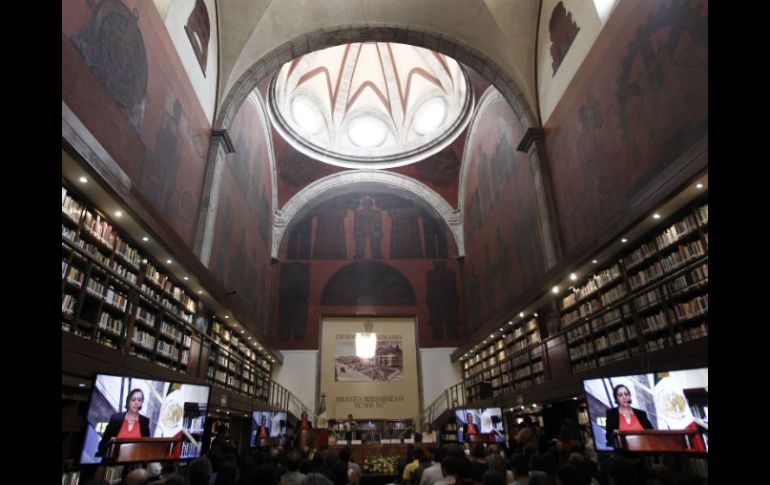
left=268, top=42, right=473, bottom=169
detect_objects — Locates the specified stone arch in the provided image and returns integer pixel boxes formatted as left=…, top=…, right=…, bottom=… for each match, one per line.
left=215, top=25, right=537, bottom=136
left=272, top=170, right=463, bottom=259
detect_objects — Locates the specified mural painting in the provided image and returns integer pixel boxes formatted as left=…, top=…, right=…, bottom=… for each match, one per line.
left=285, top=192, right=451, bottom=261
left=278, top=263, right=311, bottom=341
left=209, top=97, right=273, bottom=338
left=463, top=92, right=546, bottom=332
left=426, top=262, right=461, bottom=339
left=63, top=0, right=209, bottom=247
left=550, top=1, right=581, bottom=75
left=545, top=0, right=708, bottom=253
left=321, top=261, right=416, bottom=306
left=184, top=0, right=210, bottom=74
left=276, top=192, right=464, bottom=349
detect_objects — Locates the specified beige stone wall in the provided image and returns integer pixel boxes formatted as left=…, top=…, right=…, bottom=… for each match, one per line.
left=537, top=0, right=620, bottom=123
left=154, top=0, right=219, bottom=123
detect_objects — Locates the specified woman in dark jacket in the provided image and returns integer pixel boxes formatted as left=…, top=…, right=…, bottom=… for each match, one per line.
left=97, top=389, right=151, bottom=459
left=605, top=384, right=653, bottom=447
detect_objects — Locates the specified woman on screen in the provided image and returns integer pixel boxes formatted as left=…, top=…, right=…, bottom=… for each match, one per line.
left=97, top=389, right=151, bottom=458
left=605, top=384, right=653, bottom=447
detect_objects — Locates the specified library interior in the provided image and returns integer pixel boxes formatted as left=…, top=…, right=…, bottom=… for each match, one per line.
left=61, top=1, right=708, bottom=484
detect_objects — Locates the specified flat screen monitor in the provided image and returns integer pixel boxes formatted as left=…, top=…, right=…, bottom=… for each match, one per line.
left=79, top=374, right=211, bottom=464
left=582, top=367, right=708, bottom=453
left=250, top=411, right=288, bottom=447
left=455, top=407, right=505, bottom=443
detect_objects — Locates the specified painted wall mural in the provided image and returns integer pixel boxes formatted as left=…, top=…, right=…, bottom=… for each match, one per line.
left=320, top=261, right=417, bottom=306
left=462, top=91, right=546, bottom=332
left=274, top=192, right=465, bottom=349
left=550, top=2, right=580, bottom=75
left=209, top=97, right=274, bottom=338
left=185, top=0, right=210, bottom=74
left=63, top=0, right=210, bottom=247
left=545, top=0, right=708, bottom=254
left=284, top=192, right=453, bottom=261
left=272, top=133, right=343, bottom=207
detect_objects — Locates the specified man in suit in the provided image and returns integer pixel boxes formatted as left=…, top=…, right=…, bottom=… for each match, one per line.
left=345, top=421, right=360, bottom=442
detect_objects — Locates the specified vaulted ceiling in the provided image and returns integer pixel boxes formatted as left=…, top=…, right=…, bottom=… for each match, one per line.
left=214, top=0, right=542, bottom=239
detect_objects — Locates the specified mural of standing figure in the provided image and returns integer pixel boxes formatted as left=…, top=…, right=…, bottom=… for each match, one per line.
left=353, top=197, right=383, bottom=259
left=140, top=99, right=184, bottom=222
left=426, top=262, right=461, bottom=339
left=278, top=263, right=310, bottom=341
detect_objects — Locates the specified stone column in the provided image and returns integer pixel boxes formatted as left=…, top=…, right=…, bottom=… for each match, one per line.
left=194, top=129, right=235, bottom=265
left=517, top=128, right=562, bottom=271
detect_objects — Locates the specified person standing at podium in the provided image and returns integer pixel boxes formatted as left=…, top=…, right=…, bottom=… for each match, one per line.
left=257, top=414, right=272, bottom=439
left=300, top=410, right=313, bottom=430
left=605, top=384, right=653, bottom=447
left=97, top=389, right=151, bottom=458
left=461, top=412, right=480, bottom=442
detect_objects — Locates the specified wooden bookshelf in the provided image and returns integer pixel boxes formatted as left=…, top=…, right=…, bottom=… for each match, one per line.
left=561, top=199, right=708, bottom=373
left=461, top=316, right=545, bottom=401
left=207, top=318, right=272, bottom=400
left=62, top=182, right=199, bottom=374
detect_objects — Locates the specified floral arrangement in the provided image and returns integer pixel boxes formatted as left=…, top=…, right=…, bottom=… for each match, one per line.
left=363, top=455, right=399, bottom=474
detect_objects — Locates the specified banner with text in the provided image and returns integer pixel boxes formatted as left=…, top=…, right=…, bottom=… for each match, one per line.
left=320, top=317, right=419, bottom=419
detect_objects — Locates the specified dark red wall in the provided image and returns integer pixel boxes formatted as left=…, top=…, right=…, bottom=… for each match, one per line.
left=462, top=93, right=546, bottom=333
left=209, top=98, right=274, bottom=339
left=273, top=133, right=343, bottom=207
left=545, top=0, right=708, bottom=254
left=62, top=0, right=210, bottom=247
left=273, top=192, right=465, bottom=349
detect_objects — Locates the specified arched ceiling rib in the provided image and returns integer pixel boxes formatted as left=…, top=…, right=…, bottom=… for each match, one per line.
left=216, top=0, right=540, bottom=128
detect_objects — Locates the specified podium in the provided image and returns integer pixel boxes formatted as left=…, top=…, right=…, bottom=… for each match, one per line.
left=468, top=433, right=497, bottom=443
left=103, top=437, right=182, bottom=462
left=298, top=429, right=328, bottom=449
left=614, top=430, right=701, bottom=452
left=256, top=437, right=280, bottom=448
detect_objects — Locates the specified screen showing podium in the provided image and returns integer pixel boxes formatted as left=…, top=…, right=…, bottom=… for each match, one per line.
left=582, top=367, right=708, bottom=453
left=454, top=408, right=506, bottom=443
left=250, top=411, right=288, bottom=447
left=79, top=374, right=211, bottom=464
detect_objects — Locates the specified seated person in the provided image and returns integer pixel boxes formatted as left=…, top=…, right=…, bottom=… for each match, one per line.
left=345, top=421, right=361, bottom=442
left=381, top=421, right=398, bottom=441
left=362, top=428, right=380, bottom=443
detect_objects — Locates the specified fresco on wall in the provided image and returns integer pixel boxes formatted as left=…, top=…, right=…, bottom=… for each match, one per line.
left=389, top=142, right=465, bottom=207
left=278, top=263, right=311, bottom=341
left=550, top=2, right=580, bottom=75
left=63, top=0, right=209, bottom=247
left=276, top=191, right=464, bottom=348
left=209, top=97, right=273, bottom=338
left=273, top=134, right=343, bottom=206
left=426, top=262, right=461, bottom=339
left=321, top=261, right=417, bottom=306
left=70, top=0, right=148, bottom=132
left=138, top=99, right=196, bottom=229
left=463, top=92, right=546, bottom=332
left=185, top=0, right=210, bottom=74
left=285, top=192, right=452, bottom=261
left=545, top=0, right=708, bottom=253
